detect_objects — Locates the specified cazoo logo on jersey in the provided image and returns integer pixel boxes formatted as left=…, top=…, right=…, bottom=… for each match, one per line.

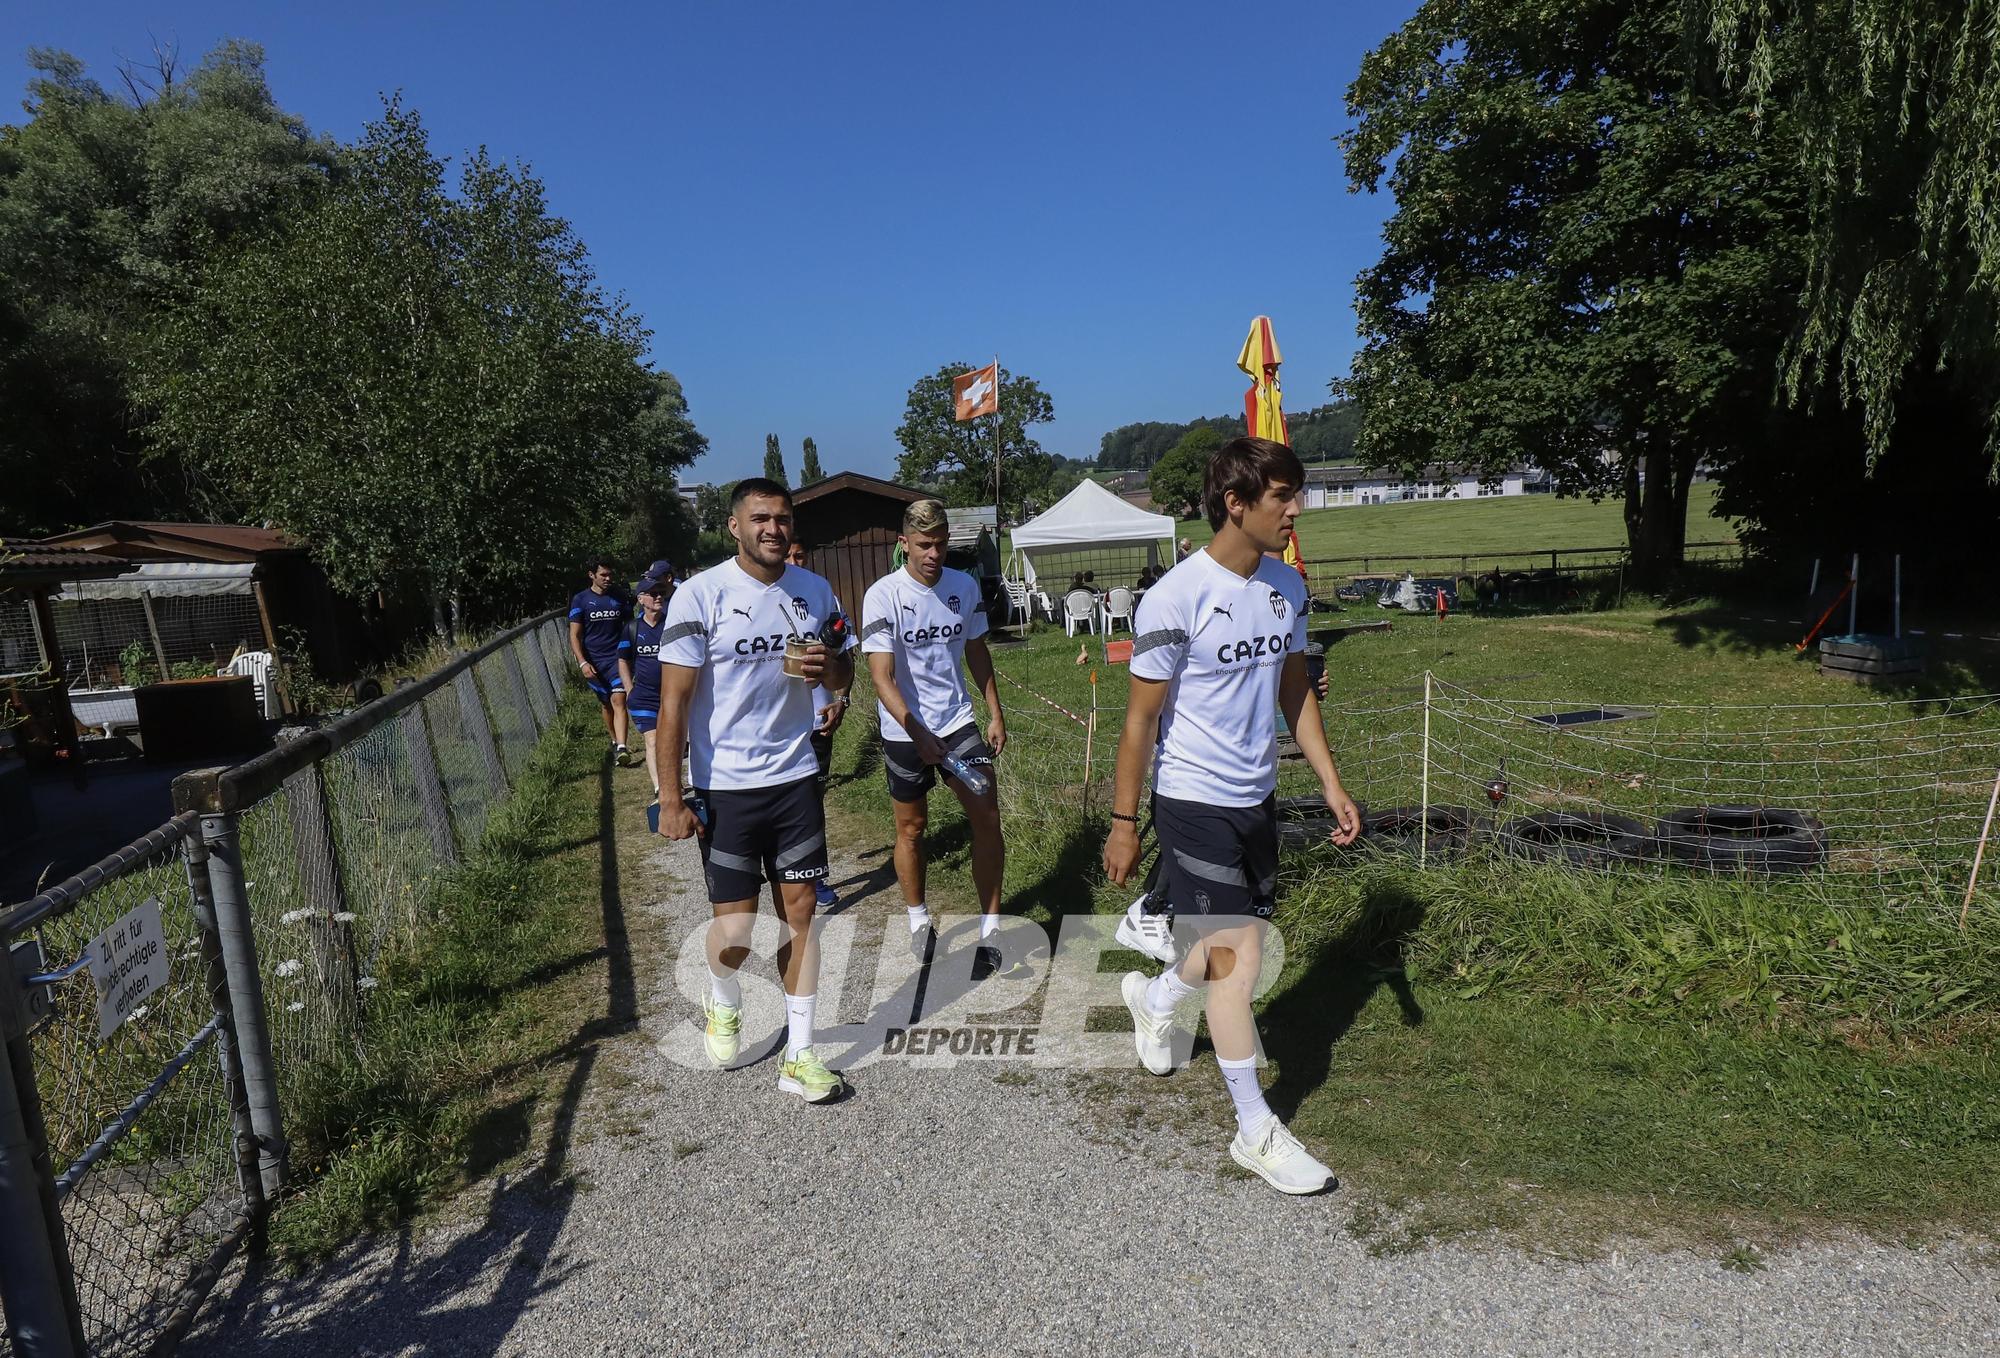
left=905, top=621, right=964, bottom=644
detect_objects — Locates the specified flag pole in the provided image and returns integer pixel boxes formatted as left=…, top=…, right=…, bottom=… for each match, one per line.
left=992, top=354, right=1003, bottom=525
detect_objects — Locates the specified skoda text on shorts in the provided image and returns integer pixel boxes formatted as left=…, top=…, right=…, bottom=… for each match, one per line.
left=1103, top=435, right=1362, bottom=1196
left=788, top=540, right=851, bottom=909
left=860, top=498, right=1013, bottom=977
left=569, top=558, right=633, bottom=763
left=653, top=478, right=858, bottom=1103
left=623, top=574, right=671, bottom=796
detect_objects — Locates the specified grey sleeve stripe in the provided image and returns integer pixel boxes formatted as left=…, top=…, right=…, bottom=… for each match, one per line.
left=660, top=620, right=707, bottom=646
left=861, top=618, right=894, bottom=640
left=1131, top=628, right=1187, bottom=657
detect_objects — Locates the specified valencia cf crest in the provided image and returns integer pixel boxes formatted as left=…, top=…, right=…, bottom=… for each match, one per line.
left=946, top=594, right=961, bottom=612
left=1269, top=589, right=1288, bottom=618
left=791, top=596, right=809, bottom=620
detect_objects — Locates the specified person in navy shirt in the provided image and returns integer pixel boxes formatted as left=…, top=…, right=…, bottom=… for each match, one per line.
left=621, top=565, right=671, bottom=796
left=568, top=558, right=634, bottom=765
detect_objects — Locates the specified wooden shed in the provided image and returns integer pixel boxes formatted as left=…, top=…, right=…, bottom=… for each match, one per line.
left=790, top=473, right=927, bottom=620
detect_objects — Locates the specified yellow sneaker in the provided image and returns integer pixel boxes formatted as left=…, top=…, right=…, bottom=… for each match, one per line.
left=777, top=1046, right=844, bottom=1103
left=703, top=996, right=741, bottom=1067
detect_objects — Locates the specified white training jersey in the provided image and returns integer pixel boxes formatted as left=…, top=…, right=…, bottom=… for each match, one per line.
left=860, top=565, right=989, bottom=741
left=657, top=558, right=857, bottom=791
left=1130, top=548, right=1307, bottom=807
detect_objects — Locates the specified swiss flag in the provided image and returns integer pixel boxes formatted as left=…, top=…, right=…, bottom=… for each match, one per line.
left=952, top=363, right=999, bottom=422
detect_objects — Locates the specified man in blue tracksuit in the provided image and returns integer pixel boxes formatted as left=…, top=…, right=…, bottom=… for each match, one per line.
left=568, top=558, right=633, bottom=765
left=621, top=562, right=672, bottom=795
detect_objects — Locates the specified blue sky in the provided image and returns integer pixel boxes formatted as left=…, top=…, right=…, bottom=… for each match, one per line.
left=9, top=0, right=1416, bottom=484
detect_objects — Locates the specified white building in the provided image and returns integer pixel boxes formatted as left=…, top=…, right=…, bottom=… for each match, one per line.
left=1299, top=462, right=1550, bottom=510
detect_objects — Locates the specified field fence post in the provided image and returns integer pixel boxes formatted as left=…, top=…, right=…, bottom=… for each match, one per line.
left=454, top=668, right=508, bottom=796
left=277, top=745, right=363, bottom=1051
left=1420, top=671, right=1433, bottom=869
left=175, top=774, right=288, bottom=1201
left=0, top=964, right=85, bottom=1358
left=182, top=833, right=267, bottom=1224
left=397, top=699, right=460, bottom=863
left=524, top=627, right=559, bottom=708
left=500, top=643, right=538, bottom=739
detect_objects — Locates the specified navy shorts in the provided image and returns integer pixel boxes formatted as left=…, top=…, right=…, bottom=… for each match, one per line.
left=1153, top=792, right=1279, bottom=922
left=630, top=706, right=658, bottom=734
left=692, top=776, right=828, bottom=904
left=584, top=655, right=626, bottom=706
left=880, top=722, right=992, bottom=803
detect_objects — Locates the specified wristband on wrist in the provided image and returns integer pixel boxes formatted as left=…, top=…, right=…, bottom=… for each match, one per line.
left=1110, top=812, right=1139, bottom=824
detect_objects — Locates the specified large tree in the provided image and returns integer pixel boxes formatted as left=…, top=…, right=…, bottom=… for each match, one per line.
left=1703, top=1, right=2000, bottom=470
left=143, top=100, right=669, bottom=630
left=1340, top=2, right=1808, bottom=583
left=763, top=433, right=787, bottom=486
left=1146, top=426, right=1222, bottom=520
left=800, top=436, right=824, bottom=484
left=894, top=362, right=1057, bottom=519
left=0, top=41, right=337, bottom=534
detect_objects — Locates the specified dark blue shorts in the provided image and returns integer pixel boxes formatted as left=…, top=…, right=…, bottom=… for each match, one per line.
left=630, top=707, right=658, bottom=733
left=584, top=655, right=626, bottom=705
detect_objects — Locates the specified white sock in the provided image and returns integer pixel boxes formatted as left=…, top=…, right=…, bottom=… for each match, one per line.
left=1218, top=1055, right=1273, bottom=1133
left=785, top=992, right=816, bottom=1058
left=1146, top=966, right=1200, bottom=1016
left=907, top=905, right=932, bottom=934
left=708, top=967, right=740, bottom=1009
left=980, top=912, right=999, bottom=939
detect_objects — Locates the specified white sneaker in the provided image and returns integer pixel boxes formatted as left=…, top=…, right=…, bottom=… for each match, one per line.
left=1120, top=971, right=1177, bottom=1075
left=1115, top=894, right=1177, bottom=965
left=1229, top=1115, right=1336, bottom=1195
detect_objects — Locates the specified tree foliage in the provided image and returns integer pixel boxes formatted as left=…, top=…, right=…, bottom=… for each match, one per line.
left=0, top=41, right=337, bottom=533
left=893, top=363, right=1060, bottom=518
left=1703, top=0, right=2000, bottom=469
left=799, top=436, right=824, bottom=485
left=1339, top=1, right=1807, bottom=581
left=692, top=482, right=732, bottom=533
left=763, top=433, right=787, bottom=486
left=143, top=100, right=681, bottom=625
left=1146, top=426, right=1222, bottom=520
left=1098, top=403, right=1358, bottom=471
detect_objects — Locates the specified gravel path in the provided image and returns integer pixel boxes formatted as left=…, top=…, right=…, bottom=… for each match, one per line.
left=180, top=800, right=1999, bottom=1358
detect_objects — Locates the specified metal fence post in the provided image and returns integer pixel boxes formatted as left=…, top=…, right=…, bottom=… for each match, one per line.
left=173, top=774, right=288, bottom=1202
left=533, top=622, right=563, bottom=700
left=513, top=638, right=553, bottom=733
left=525, top=634, right=559, bottom=720
left=500, top=642, right=539, bottom=738
left=397, top=701, right=459, bottom=863
left=454, top=669, right=508, bottom=795
left=0, top=974, right=85, bottom=1358
left=182, top=836, right=265, bottom=1224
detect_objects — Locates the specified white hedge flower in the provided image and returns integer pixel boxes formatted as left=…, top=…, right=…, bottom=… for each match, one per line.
left=332, top=912, right=356, bottom=924
left=280, top=910, right=310, bottom=925
left=274, top=959, right=302, bottom=978
left=357, top=976, right=380, bottom=991
left=286, top=1001, right=304, bottom=1013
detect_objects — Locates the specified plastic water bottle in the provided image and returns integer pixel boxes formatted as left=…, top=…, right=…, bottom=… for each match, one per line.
left=941, top=752, right=991, bottom=797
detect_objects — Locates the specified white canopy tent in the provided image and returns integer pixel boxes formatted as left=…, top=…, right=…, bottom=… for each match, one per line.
left=1007, top=479, right=1177, bottom=590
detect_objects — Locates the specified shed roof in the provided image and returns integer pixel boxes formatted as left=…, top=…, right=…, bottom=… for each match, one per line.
left=791, top=472, right=928, bottom=506
left=37, top=521, right=302, bottom=563
left=0, top=543, right=132, bottom=590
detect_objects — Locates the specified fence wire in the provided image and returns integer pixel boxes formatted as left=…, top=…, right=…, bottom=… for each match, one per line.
left=1, top=615, right=573, bottom=1357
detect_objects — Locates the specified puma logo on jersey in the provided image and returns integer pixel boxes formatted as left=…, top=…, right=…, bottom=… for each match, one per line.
left=900, top=602, right=916, bottom=614
left=731, top=606, right=753, bottom=621
left=1211, top=604, right=1234, bottom=621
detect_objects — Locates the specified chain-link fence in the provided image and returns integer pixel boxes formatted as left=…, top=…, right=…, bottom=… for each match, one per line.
left=1, top=612, right=571, bottom=1357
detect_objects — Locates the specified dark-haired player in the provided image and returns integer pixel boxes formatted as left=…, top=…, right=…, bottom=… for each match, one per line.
left=569, top=558, right=633, bottom=764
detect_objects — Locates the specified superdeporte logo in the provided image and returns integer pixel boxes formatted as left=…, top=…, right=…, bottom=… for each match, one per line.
left=656, top=914, right=1288, bottom=1072
left=903, top=621, right=964, bottom=644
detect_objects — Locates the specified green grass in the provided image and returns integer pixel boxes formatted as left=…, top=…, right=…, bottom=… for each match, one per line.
left=268, top=694, right=611, bottom=1262
left=824, top=582, right=2000, bottom=1245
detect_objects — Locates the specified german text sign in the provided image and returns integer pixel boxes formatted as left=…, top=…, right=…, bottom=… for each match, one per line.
left=89, top=896, right=169, bottom=1040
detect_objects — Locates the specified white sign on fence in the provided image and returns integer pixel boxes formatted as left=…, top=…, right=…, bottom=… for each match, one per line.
left=88, top=896, right=170, bottom=1041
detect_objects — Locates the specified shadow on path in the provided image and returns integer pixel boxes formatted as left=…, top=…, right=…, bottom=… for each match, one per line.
left=182, top=757, right=636, bottom=1357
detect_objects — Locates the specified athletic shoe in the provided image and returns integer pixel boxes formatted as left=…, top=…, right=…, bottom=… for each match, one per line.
left=614, top=743, right=632, bottom=767
left=777, top=1046, right=844, bottom=1103
left=815, top=880, right=839, bottom=909
left=909, top=921, right=938, bottom=963
left=702, top=996, right=740, bottom=1067
left=1229, top=1115, right=1336, bottom=1195
left=1115, top=894, right=1177, bottom=966
left=1120, top=970, right=1177, bottom=1075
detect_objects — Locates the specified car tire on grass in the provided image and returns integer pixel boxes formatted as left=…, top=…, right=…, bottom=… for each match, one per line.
left=1499, top=810, right=1653, bottom=868
left=1654, top=805, right=1827, bottom=874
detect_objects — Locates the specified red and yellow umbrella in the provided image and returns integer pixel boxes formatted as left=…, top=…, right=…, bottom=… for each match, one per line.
left=1236, top=315, right=1287, bottom=445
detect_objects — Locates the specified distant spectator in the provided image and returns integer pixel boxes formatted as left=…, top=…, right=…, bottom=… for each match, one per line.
left=1176, top=537, right=1192, bottom=561
left=1083, top=570, right=1096, bottom=588
left=1068, top=572, right=1086, bottom=593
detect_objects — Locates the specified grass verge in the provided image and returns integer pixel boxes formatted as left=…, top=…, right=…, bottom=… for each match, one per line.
left=266, top=695, right=612, bottom=1263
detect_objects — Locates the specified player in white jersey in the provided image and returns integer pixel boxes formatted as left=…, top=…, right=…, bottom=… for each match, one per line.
left=1103, top=436, right=1361, bottom=1194
left=655, top=478, right=858, bottom=1103
left=860, top=498, right=1012, bottom=977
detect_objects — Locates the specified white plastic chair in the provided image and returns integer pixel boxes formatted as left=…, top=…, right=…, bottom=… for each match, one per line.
left=225, top=650, right=281, bottom=718
left=1063, top=589, right=1097, bottom=636
left=1103, top=587, right=1136, bottom=633
left=1004, top=580, right=1032, bottom=628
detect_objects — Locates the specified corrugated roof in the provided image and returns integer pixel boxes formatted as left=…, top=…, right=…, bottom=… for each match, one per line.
left=0, top=543, right=132, bottom=586
left=38, top=521, right=301, bottom=557
left=791, top=472, right=928, bottom=505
